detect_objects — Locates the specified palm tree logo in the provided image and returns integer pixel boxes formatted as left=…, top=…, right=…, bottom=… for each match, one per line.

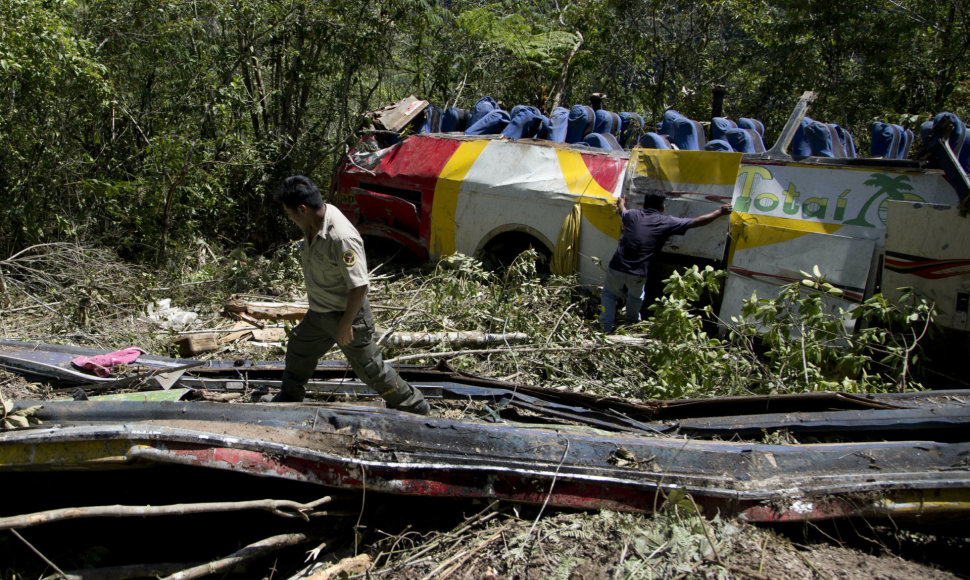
left=844, top=174, right=922, bottom=227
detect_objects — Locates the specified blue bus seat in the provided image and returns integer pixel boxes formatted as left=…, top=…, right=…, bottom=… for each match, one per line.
left=825, top=124, right=846, bottom=157
left=660, top=110, right=684, bottom=138
left=465, top=109, right=510, bottom=135
left=418, top=105, right=442, bottom=133
left=705, top=139, right=733, bottom=152
left=593, top=110, right=622, bottom=136
left=582, top=132, right=623, bottom=151
left=833, top=125, right=857, bottom=158
left=502, top=106, right=544, bottom=140
left=542, top=106, right=570, bottom=142
left=468, top=97, right=498, bottom=127
left=711, top=117, right=737, bottom=141
left=871, top=122, right=901, bottom=158
left=726, top=128, right=766, bottom=153
left=738, top=117, right=765, bottom=136
left=672, top=116, right=707, bottom=150
left=566, top=105, right=596, bottom=143
left=897, top=127, right=914, bottom=159
left=441, top=107, right=470, bottom=133
left=791, top=117, right=816, bottom=158
left=638, top=132, right=674, bottom=149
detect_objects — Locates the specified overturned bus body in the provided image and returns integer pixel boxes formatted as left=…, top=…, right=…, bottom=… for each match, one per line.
left=334, top=92, right=970, bottom=337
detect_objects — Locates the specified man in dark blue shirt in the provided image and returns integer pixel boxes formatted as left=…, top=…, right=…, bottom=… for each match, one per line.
left=599, top=193, right=732, bottom=332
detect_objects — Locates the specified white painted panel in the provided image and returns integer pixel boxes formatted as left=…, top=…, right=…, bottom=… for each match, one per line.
left=883, top=202, right=970, bottom=330
left=720, top=229, right=875, bottom=333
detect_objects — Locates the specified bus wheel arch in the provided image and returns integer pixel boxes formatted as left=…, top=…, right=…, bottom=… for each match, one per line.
left=475, top=225, right=554, bottom=270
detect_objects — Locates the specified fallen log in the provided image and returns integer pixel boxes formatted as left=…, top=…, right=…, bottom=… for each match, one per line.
left=223, top=298, right=532, bottom=347
left=379, top=330, right=529, bottom=348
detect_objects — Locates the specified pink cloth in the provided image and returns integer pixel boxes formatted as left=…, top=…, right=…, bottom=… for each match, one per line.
left=71, top=347, right=145, bottom=377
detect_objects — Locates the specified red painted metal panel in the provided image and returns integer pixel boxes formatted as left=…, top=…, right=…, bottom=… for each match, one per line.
left=337, top=136, right=464, bottom=249
left=578, top=151, right=627, bottom=194
left=353, top=188, right=421, bottom=235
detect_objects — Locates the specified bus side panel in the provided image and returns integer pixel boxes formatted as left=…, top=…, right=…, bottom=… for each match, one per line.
left=724, top=161, right=962, bottom=325
left=883, top=203, right=970, bottom=331
left=452, top=141, right=627, bottom=284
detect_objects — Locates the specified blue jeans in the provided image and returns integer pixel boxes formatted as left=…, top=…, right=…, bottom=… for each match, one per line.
left=599, top=268, right=646, bottom=332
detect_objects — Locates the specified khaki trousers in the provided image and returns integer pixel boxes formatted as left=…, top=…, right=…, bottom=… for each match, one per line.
left=281, top=300, right=425, bottom=411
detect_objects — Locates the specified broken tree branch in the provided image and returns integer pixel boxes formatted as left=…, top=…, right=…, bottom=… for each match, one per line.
left=161, top=533, right=312, bottom=580
left=0, top=497, right=333, bottom=531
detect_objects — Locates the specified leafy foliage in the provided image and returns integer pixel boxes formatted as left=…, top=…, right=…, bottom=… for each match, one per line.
left=368, top=253, right=933, bottom=398
left=733, top=267, right=933, bottom=393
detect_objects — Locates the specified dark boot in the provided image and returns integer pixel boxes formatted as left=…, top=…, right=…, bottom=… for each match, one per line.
left=382, top=380, right=430, bottom=415
left=260, top=384, right=305, bottom=403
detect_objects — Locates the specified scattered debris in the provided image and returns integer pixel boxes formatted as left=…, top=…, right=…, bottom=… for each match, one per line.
left=146, top=298, right=199, bottom=330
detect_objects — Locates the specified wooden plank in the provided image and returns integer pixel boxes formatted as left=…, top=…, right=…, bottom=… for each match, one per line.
left=224, top=297, right=307, bottom=321
left=174, top=333, right=218, bottom=357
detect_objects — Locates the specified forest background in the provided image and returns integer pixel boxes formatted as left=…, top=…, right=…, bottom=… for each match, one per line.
left=3, top=0, right=970, bottom=262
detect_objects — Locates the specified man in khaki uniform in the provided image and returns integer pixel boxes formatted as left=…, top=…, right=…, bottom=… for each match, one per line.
left=265, top=175, right=429, bottom=415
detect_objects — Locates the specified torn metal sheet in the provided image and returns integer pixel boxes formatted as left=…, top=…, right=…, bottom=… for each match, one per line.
left=5, top=340, right=968, bottom=438
left=674, top=405, right=970, bottom=440
left=1, top=400, right=969, bottom=523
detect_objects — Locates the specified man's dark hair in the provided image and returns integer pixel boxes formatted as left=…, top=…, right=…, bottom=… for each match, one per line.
left=276, top=175, right=324, bottom=210
left=642, top=192, right=666, bottom=211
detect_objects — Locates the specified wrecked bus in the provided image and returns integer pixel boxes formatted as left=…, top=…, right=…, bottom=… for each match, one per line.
left=334, top=92, right=970, bottom=336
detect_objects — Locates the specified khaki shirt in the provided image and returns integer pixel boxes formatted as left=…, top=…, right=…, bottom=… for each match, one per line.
left=302, top=204, right=369, bottom=313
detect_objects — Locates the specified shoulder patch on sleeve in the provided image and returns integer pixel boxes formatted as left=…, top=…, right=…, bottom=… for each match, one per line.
left=342, top=250, right=358, bottom=267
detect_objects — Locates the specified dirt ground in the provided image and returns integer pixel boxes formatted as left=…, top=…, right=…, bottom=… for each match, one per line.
left=359, top=507, right=967, bottom=580
left=346, top=502, right=966, bottom=580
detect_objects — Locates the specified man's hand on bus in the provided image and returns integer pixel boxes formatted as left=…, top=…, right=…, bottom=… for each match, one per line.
left=617, top=196, right=627, bottom=214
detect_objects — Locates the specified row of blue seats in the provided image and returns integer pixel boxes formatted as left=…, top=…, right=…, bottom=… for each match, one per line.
left=642, top=112, right=767, bottom=153
left=791, top=118, right=858, bottom=159
left=415, top=97, right=970, bottom=170
left=796, top=112, right=970, bottom=170
left=418, top=97, right=644, bottom=150
left=418, top=97, right=770, bottom=154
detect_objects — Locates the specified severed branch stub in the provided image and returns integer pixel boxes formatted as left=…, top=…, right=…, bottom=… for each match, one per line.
left=0, top=497, right=333, bottom=531
left=161, top=533, right=314, bottom=580
left=305, top=553, right=372, bottom=580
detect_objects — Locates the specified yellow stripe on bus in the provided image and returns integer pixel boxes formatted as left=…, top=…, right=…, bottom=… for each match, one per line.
left=430, top=140, right=490, bottom=257
left=631, top=149, right=743, bottom=186
left=556, top=150, right=622, bottom=239
left=729, top=213, right=845, bottom=262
